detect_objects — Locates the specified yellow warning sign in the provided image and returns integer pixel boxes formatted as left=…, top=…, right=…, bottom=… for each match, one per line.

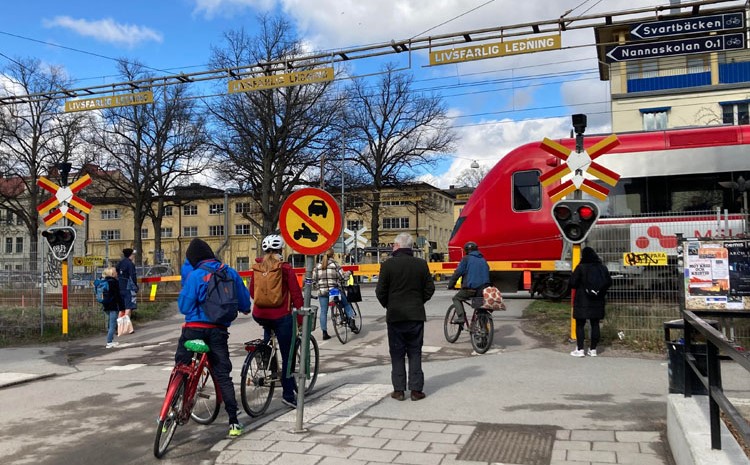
left=429, top=34, right=561, bottom=66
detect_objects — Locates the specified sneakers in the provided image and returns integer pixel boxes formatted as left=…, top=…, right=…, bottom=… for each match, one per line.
left=570, top=349, right=585, bottom=357
left=281, top=397, right=297, bottom=408
left=228, top=423, right=243, bottom=437
left=390, top=390, right=405, bottom=401
left=348, top=318, right=357, bottom=331
left=410, top=390, right=426, bottom=401
left=451, top=316, right=464, bottom=324
left=322, top=331, right=332, bottom=341
left=105, top=342, right=119, bottom=349
left=587, top=349, right=598, bottom=357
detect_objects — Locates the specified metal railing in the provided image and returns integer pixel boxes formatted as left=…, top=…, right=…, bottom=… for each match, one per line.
left=683, top=309, right=750, bottom=450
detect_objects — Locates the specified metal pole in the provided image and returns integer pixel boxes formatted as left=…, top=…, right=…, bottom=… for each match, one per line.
left=293, top=254, right=316, bottom=433
left=40, top=236, right=45, bottom=336
left=341, top=150, right=346, bottom=256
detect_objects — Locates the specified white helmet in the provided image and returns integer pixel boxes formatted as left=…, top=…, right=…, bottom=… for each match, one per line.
left=262, top=234, right=284, bottom=252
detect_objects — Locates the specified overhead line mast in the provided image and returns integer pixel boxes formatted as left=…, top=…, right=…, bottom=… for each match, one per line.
left=0, top=0, right=742, bottom=105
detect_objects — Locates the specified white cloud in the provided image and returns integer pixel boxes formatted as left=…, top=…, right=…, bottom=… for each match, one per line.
left=43, top=16, right=163, bottom=48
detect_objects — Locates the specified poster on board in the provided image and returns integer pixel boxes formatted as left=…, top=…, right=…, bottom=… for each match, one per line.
left=684, top=239, right=750, bottom=310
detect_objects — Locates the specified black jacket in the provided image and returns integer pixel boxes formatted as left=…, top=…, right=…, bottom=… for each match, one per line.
left=568, top=247, right=612, bottom=320
left=102, top=276, right=125, bottom=313
left=375, top=248, right=435, bottom=323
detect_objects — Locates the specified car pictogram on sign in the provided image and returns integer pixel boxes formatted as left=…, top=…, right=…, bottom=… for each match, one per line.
left=308, top=200, right=328, bottom=217
left=293, top=223, right=319, bottom=242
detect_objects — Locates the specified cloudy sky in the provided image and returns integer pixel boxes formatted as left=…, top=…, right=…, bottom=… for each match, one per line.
left=0, top=0, right=739, bottom=187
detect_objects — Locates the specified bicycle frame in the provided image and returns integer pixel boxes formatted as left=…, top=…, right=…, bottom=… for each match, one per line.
left=158, top=352, right=212, bottom=423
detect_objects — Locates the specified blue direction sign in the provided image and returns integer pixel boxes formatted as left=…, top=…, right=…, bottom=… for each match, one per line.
left=631, top=12, right=744, bottom=40
left=606, top=33, right=745, bottom=63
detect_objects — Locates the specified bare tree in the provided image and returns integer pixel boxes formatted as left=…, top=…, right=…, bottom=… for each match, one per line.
left=344, top=63, right=456, bottom=246
left=88, top=60, right=211, bottom=264
left=453, top=164, right=489, bottom=188
left=0, top=58, right=91, bottom=269
left=207, top=16, right=346, bottom=236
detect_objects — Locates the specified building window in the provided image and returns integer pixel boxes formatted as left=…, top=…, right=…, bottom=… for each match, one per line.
left=15, top=214, right=22, bottom=226
left=162, top=206, right=173, bottom=216
left=15, top=237, right=23, bottom=253
left=209, top=225, right=224, bottom=236
left=383, top=217, right=409, bottom=229
left=627, top=58, right=658, bottom=79
left=347, top=220, right=363, bottom=231
left=382, top=200, right=411, bottom=206
left=640, top=107, right=669, bottom=130
left=141, top=228, right=149, bottom=239
left=101, top=230, right=120, bottom=240
left=100, top=209, right=120, bottom=220
left=721, top=100, right=750, bottom=125
left=236, top=256, right=250, bottom=271
left=209, top=204, right=224, bottom=215
left=347, top=196, right=364, bottom=208
left=235, top=202, right=251, bottom=214
left=183, top=226, right=198, bottom=237
left=183, top=205, right=198, bottom=216
left=235, top=224, right=252, bottom=235
left=161, top=227, right=174, bottom=238
left=512, top=170, right=542, bottom=212
left=4, top=238, right=12, bottom=254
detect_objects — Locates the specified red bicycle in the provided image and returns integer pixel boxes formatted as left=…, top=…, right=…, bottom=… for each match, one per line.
left=153, top=339, right=221, bottom=458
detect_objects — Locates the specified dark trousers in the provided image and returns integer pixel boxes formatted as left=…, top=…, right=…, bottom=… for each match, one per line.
left=575, top=318, right=601, bottom=351
left=387, top=321, right=425, bottom=392
left=452, top=289, right=476, bottom=318
left=174, top=326, right=238, bottom=424
left=253, top=314, right=295, bottom=401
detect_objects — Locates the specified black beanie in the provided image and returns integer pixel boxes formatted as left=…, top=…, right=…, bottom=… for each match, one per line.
left=186, top=239, right=215, bottom=267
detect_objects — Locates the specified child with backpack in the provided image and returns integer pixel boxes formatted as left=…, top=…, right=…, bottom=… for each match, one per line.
left=96, top=267, right=124, bottom=348
left=568, top=247, right=612, bottom=357
left=175, top=238, right=251, bottom=437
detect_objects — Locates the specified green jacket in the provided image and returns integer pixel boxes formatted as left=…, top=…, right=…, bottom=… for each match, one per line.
left=376, top=249, right=435, bottom=323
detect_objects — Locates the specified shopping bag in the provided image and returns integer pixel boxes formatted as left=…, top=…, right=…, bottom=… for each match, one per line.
left=117, top=314, right=134, bottom=336
left=345, top=284, right=362, bottom=303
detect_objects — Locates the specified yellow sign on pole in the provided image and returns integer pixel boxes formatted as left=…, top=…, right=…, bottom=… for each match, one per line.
left=73, top=256, right=105, bottom=267
left=228, top=67, right=334, bottom=94
left=429, top=34, right=561, bottom=66
left=64, top=91, right=154, bottom=113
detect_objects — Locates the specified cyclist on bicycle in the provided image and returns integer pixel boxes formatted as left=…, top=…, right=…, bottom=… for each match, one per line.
left=447, top=241, right=491, bottom=324
left=313, top=248, right=356, bottom=340
left=249, top=234, right=304, bottom=408
left=176, top=238, right=251, bottom=437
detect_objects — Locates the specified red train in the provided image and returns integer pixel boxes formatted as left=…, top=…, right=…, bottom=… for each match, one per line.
left=448, top=124, right=750, bottom=298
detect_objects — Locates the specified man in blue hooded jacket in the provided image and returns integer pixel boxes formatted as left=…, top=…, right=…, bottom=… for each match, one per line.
left=175, top=238, right=251, bottom=437
left=447, top=241, right=491, bottom=324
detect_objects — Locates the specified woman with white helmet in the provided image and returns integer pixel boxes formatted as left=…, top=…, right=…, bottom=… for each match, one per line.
left=249, top=234, right=303, bottom=408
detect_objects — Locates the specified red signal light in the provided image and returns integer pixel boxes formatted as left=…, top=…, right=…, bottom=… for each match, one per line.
left=578, top=205, right=595, bottom=220
left=553, top=205, right=571, bottom=220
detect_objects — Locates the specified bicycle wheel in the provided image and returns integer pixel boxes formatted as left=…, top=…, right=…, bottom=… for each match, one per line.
left=154, top=376, right=186, bottom=458
left=292, top=335, right=319, bottom=394
left=190, top=365, right=221, bottom=425
left=240, top=349, right=275, bottom=417
left=332, top=305, right=349, bottom=344
left=443, top=305, right=462, bottom=343
left=350, top=302, right=362, bottom=334
left=470, top=311, right=494, bottom=354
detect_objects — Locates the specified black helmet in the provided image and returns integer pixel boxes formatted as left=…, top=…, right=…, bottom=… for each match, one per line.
left=464, top=241, right=478, bottom=253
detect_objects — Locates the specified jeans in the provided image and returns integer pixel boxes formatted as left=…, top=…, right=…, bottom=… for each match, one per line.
left=253, top=314, right=296, bottom=401
left=174, top=326, right=239, bottom=424
left=387, top=321, right=425, bottom=392
left=575, top=318, right=601, bottom=351
left=318, top=293, right=354, bottom=332
left=106, top=310, right=118, bottom=343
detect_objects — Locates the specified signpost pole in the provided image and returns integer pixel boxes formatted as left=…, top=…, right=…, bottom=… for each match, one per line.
left=294, top=254, right=316, bottom=433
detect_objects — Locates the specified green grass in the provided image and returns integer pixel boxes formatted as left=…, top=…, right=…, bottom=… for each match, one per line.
left=0, top=301, right=173, bottom=347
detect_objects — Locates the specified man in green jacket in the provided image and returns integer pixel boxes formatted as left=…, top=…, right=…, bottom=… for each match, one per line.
left=376, top=232, right=436, bottom=402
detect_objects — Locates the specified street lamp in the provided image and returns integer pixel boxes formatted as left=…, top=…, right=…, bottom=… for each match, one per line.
left=216, top=187, right=239, bottom=261
left=470, top=160, right=480, bottom=169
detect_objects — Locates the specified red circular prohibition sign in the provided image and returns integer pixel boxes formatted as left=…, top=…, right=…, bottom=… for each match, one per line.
left=279, top=187, right=342, bottom=255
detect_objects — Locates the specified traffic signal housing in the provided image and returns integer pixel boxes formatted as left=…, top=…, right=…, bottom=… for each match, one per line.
left=551, top=200, right=599, bottom=244
left=42, top=226, right=76, bottom=260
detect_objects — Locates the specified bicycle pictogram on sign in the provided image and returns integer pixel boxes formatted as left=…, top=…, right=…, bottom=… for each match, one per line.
left=279, top=188, right=342, bottom=255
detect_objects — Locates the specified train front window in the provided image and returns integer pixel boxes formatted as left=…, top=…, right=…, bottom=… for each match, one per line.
left=512, top=170, right=541, bottom=212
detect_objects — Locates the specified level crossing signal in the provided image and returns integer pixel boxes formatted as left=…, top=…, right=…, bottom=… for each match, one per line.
left=41, top=226, right=77, bottom=260
left=551, top=200, right=599, bottom=244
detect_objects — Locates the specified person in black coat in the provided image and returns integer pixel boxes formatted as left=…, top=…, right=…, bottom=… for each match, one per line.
left=101, top=267, right=125, bottom=348
left=376, top=233, right=435, bottom=402
left=568, top=247, right=612, bottom=357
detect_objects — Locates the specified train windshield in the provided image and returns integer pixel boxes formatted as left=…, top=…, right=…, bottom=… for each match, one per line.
left=513, top=170, right=542, bottom=212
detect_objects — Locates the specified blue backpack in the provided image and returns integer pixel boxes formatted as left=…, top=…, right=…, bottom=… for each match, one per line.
left=94, top=278, right=114, bottom=304
left=199, top=264, right=239, bottom=326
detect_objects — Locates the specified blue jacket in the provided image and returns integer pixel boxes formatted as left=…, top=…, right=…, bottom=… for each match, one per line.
left=177, top=259, right=251, bottom=325
left=448, top=250, right=490, bottom=289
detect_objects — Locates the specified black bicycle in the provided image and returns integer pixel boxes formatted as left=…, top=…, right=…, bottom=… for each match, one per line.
left=443, top=297, right=494, bottom=354
left=327, top=286, right=362, bottom=344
